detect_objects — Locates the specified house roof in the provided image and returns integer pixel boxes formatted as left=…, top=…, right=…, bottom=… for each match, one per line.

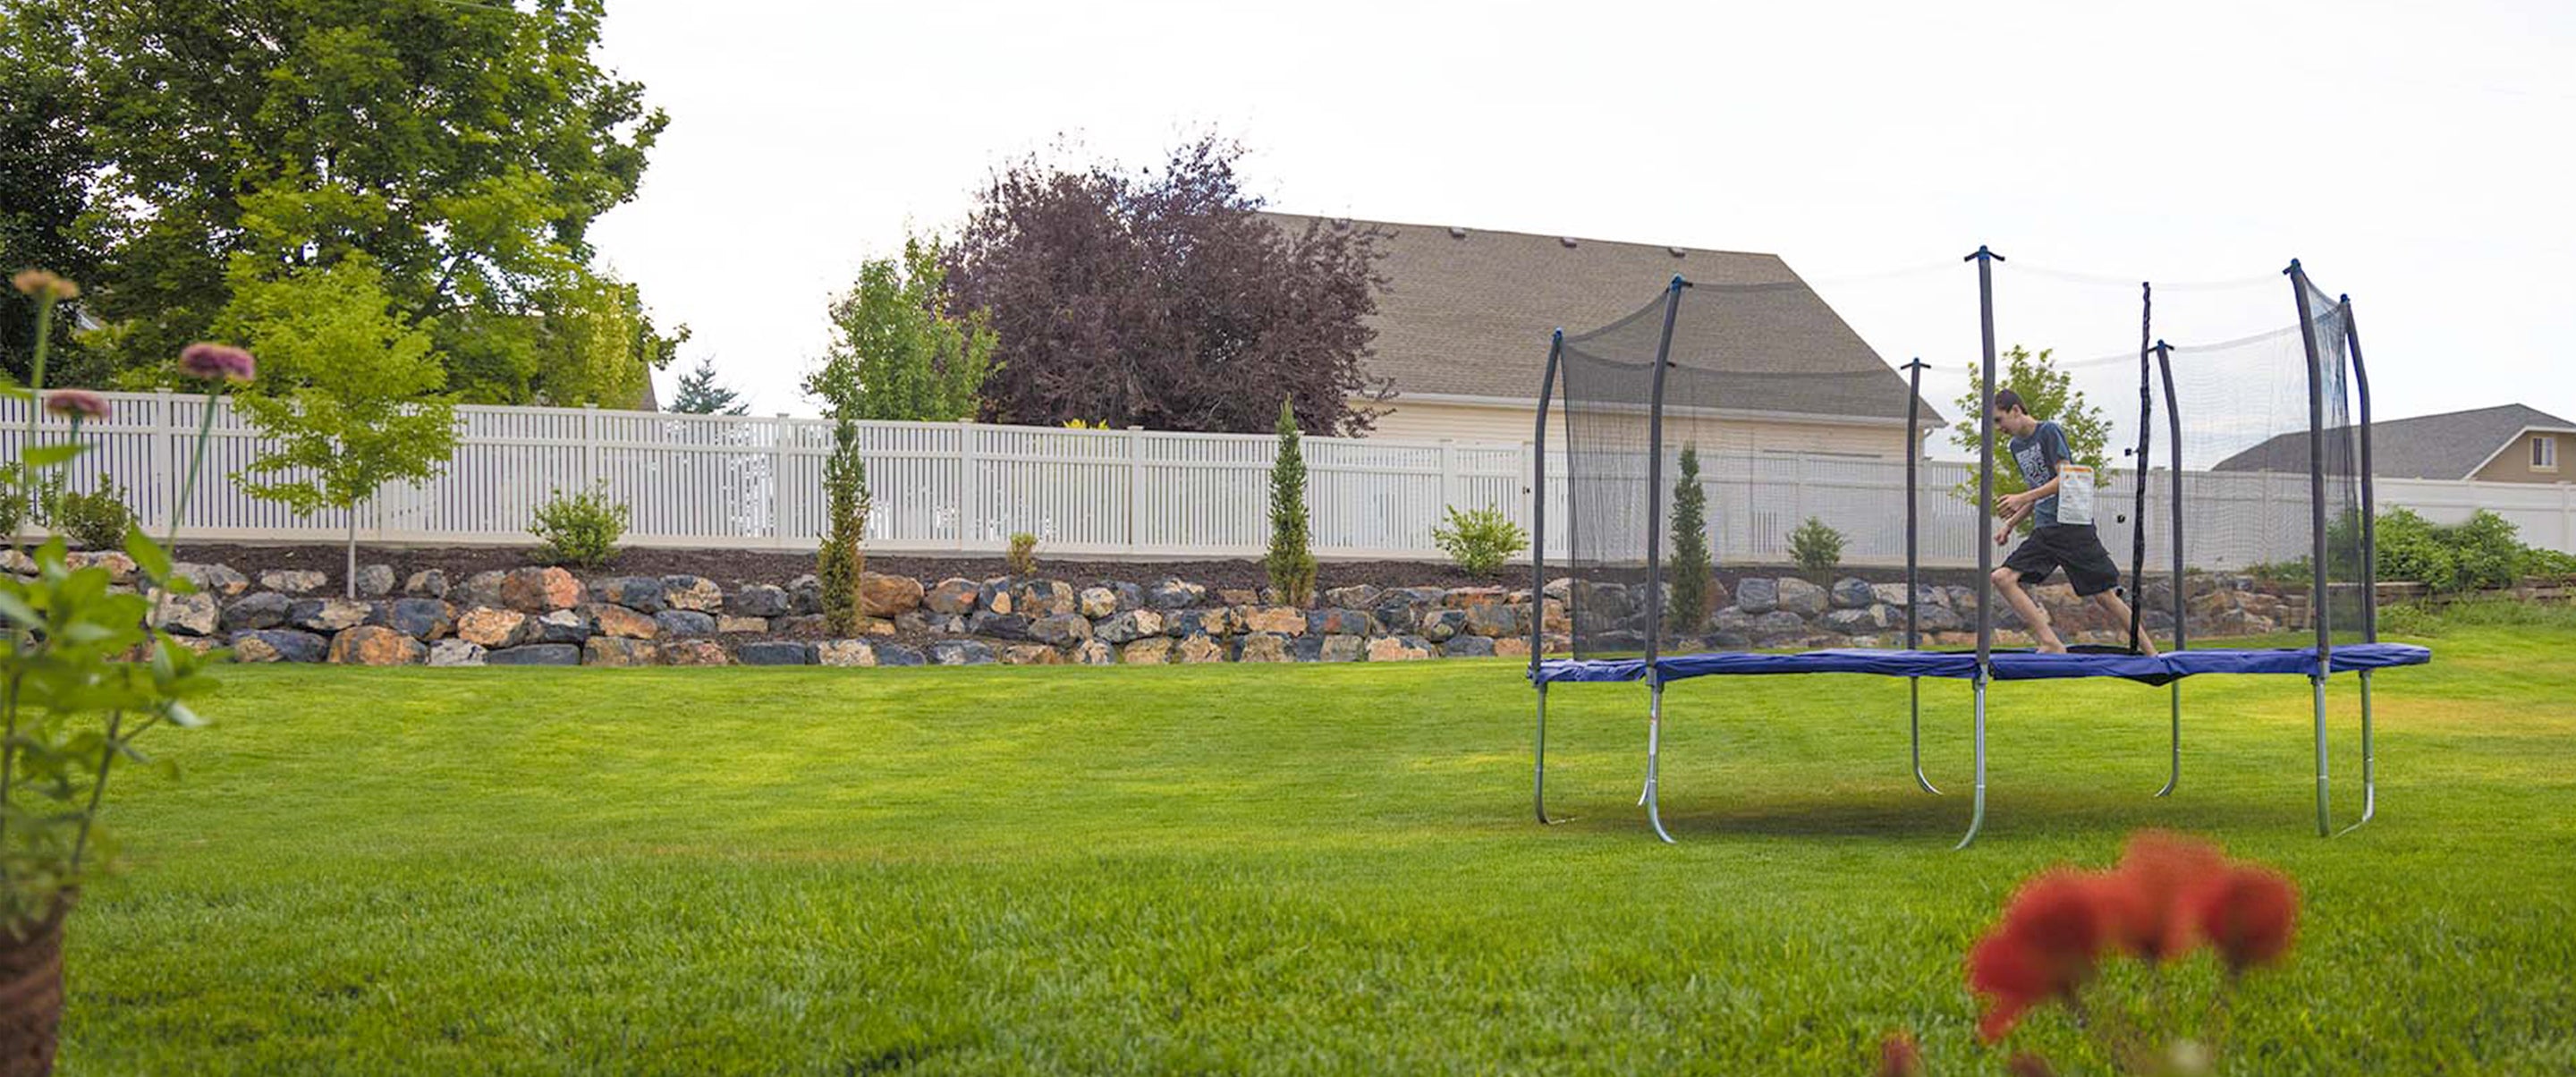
left=2210, top=403, right=2574, bottom=479
left=1262, top=213, right=1940, bottom=427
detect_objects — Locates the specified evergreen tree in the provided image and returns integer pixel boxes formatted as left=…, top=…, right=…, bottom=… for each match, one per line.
left=1265, top=399, right=1317, bottom=606
left=670, top=356, right=748, bottom=415
left=1665, top=443, right=1714, bottom=637
left=817, top=413, right=869, bottom=634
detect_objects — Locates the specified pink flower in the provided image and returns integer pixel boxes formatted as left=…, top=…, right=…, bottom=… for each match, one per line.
left=1968, top=869, right=2112, bottom=1041
left=2185, top=864, right=2300, bottom=973
left=11, top=269, right=79, bottom=301
left=177, top=342, right=258, bottom=384
left=2098, top=829, right=2229, bottom=963
left=43, top=389, right=109, bottom=421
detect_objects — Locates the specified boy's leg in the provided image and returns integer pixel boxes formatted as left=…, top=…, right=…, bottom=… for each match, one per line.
left=2090, top=589, right=2158, bottom=656
left=1989, top=564, right=2067, bottom=653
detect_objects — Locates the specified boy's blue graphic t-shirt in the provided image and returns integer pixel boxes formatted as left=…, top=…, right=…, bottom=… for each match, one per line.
left=2008, top=420, right=2072, bottom=527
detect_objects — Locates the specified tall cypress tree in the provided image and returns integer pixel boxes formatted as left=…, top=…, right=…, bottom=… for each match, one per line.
left=1265, top=399, right=1317, bottom=606
left=1666, top=443, right=1714, bottom=637
left=817, top=414, right=870, bottom=634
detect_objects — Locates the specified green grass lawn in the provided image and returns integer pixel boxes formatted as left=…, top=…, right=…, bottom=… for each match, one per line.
left=62, top=615, right=2576, bottom=1074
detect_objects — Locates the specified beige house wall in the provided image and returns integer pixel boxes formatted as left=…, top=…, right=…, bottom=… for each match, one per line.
left=1360, top=395, right=1921, bottom=459
left=2470, top=429, right=2573, bottom=484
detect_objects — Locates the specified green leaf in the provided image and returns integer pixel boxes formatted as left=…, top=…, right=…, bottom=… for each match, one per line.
left=125, top=527, right=174, bottom=581
left=0, top=592, right=39, bottom=628
left=22, top=443, right=87, bottom=468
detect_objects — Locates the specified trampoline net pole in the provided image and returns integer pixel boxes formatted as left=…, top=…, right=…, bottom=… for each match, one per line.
left=1970, top=247, right=2001, bottom=671
left=2129, top=283, right=2153, bottom=652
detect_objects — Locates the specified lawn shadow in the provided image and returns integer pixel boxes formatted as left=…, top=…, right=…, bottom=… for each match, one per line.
left=1621, top=785, right=2321, bottom=841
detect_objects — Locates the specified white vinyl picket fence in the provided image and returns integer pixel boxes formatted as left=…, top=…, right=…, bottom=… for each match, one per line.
left=6, top=392, right=2570, bottom=567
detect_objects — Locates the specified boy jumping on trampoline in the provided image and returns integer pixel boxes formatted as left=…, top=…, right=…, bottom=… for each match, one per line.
left=1987, top=389, right=2157, bottom=656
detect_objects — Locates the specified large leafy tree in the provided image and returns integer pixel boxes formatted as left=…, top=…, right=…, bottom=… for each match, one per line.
left=945, top=137, right=1390, bottom=436
left=808, top=234, right=996, bottom=420
left=1950, top=345, right=2113, bottom=519
left=8, top=0, right=676, bottom=403
left=0, top=6, right=104, bottom=387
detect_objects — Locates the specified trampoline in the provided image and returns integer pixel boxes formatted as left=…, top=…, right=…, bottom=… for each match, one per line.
left=1525, top=250, right=2428, bottom=846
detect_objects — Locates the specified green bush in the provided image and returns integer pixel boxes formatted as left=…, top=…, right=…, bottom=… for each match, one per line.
left=2526, top=547, right=2576, bottom=579
left=1005, top=532, right=1038, bottom=576
left=1432, top=505, right=1528, bottom=577
left=52, top=479, right=135, bottom=550
left=2447, top=510, right=2524, bottom=591
left=1788, top=516, right=1844, bottom=575
left=0, top=464, right=26, bottom=539
left=818, top=415, right=870, bottom=635
left=1665, top=445, right=1714, bottom=636
left=530, top=483, right=631, bottom=568
left=1265, top=400, right=1317, bottom=606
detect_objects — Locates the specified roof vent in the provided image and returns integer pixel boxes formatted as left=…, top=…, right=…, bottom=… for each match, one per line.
left=1447, top=225, right=1468, bottom=239
left=1558, top=236, right=1579, bottom=248
left=1668, top=246, right=1688, bottom=258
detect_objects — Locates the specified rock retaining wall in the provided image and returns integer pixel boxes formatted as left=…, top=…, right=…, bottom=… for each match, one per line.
left=6, top=548, right=2306, bottom=668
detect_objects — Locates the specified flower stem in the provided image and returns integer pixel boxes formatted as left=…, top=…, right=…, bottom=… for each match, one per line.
left=70, top=709, right=124, bottom=874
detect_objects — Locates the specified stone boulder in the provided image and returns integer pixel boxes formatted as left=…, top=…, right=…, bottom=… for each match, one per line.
left=1734, top=576, right=1778, bottom=615
left=1872, top=582, right=1911, bottom=607
left=1029, top=613, right=1093, bottom=647
left=1013, top=580, right=1078, bottom=618
left=1166, top=608, right=1232, bottom=638
left=662, top=575, right=724, bottom=613
left=1072, top=640, right=1115, bottom=666
left=1148, top=579, right=1205, bottom=609
left=1367, top=636, right=1430, bottom=661
left=584, top=638, right=658, bottom=667
left=1307, top=608, right=1377, bottom=637
left=657, top=640, right=728, bottom=666
left=737, top=641, right=813, bottom=666
left=1443, top=587, right=1507, bottom=608
left=67, top=551, right=138, bottom=583
left=654, top=610, right=716, bottom=638
left=1439, top=635, right=1496, bottom=658
left=1830, top=577, right=1875, bottom=609
left=532, top=609, right=594, bottom=644
left=371, top=598, right=455, bottom=640
left=787, top=574, right=823, bottom=615
left=1323, top=584, right=1382, bottom=610
left=1119, top=637, right=1173, bottom=665
left=1077, top=586, right=1118, bottom=619
left=1494, top=638, right=1533, bottom=659
left=427, top=640, right=486, bottom=666
left=455, top=607, right=530, bottom=649
left=454, top=571, right=508, bottom=610
left=404, top=569, right=449, bottom=598
left=1216, top=588, right=1259, bottom=607
left=1318, top=635, right=1366, bottom=662
left=728, top=583, right=792, bottom=618
left=1775, top=577, right=1828, bottom=616
left=977, top=579, right=1014, bottom=615
left=1094, top=609, right=1165, bottom=644
left=858, top=572, right=924, bottom=616
left=924, top=579, right=980, bottom=615
left=174, top=562, right=250, bottom=597
left=1001, top=644, right=1063, bottom=666
left=1420, top=609, right=1469, bottom=642
left=872, top=643, right=928, bottom=667
left=716, top=615, right=767, bottom=634
left=591, top=576, right=667, bottom=614
left=1464, top=604, right=1519, bottom=639
left=1750, top=610, right=1809, bottom=644
left=592, top=605, right=657, bottom=640
left=1238, top=633, right=1292, bottom=663
left=1823, top=607, right=1884, bottom=635
left=930, top=640, right=997, bottom=666
left=965, top=611, right=1031, bottom=640
left=1174, top=635, right=1225, bottom=664
left=328, top=625, right=423, bottom=666
left=155, top=591, right=221, bottom=636
left=1241, top=606, right=1305, bottom=636
left=500, top=566, right=582, bottom=612
left=288, top=598, right=371, bottom=633
left=231, top=629, right=327, bottom=664
left=222, top=591, right=292, bottom=632
left=353, top=564, right=398, bottom=598
left=259, top=569, right=327, bottom=595
left=485, top=643, right=580, bottom=666
left=815, top=640, right=877, bottom=667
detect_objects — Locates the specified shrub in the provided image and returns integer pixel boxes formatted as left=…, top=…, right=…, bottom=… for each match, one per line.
left=1265, top=400, right=1316, bottom=606
left=2447, top=510, right=2523, bottom=591
left=1432, top=505, right=1527, bottom=577
left=0, top=464, right=26, bottom=539
left=530, top=483, right=631, bottom=568
left=1665, top=445, right=1715, bottom=635
left=52, top=479, right=135, bottom=550
left=818, top=414, right=871, bottom=635
left=1005, top=531, right=1038, bottom=576
left=2526, top=546, right=2576, bottom=579
left=1787, top=516, right=1844, bottom=575
left=2373, top=507, right=2453, bottom=591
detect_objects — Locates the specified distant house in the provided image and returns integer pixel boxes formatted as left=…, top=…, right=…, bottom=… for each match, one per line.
left=2213, top=403, right=2573, bottom=484
left=1261, top=214, right=1939, bottom=458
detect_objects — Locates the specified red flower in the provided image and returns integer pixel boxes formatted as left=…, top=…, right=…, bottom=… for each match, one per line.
left=43, top=389, right=109, bottom=420
left=177, top=342, right=258, bottom=384
left=1968, top=869, right=2111, bottom=1041
left=1877, top=1030, right=1925, bottom=1077
left=2098, top=829, right=2228, bottom=962
left=2187, top=864, right=2299, bottom=973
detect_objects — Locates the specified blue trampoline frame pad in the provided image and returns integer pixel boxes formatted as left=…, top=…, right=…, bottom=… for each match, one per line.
left=1531, top=642, right=2431, bottom=685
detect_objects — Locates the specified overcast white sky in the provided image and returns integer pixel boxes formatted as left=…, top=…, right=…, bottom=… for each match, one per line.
left=589, top=0, right=2575, bottom=433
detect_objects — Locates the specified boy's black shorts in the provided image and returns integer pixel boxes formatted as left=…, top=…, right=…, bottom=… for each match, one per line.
left=2004, top=524, right=2123, bottom=597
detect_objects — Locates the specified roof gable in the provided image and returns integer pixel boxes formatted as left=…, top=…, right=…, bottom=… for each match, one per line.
left=2210, top=403, right=2574, bottom=479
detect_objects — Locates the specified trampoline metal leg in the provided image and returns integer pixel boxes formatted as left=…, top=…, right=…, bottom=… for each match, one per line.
left=2154, top=683, right=2179, bottom=798
left=1953, top=678, right=1988, bottom=851
left=1910, top=677, right=1941, bottom=794
left=1535, top=683, right=1563, bottom=826
left=2312, top=674, right=2332, bottom=837
left=1643, top=681, right=1674, bottom=844
left=2339, top=671, right=2377, bottom=835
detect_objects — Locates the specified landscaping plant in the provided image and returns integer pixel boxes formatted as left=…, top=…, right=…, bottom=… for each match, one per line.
left=1431, top=505, right=1526, bottom=578
left=1789, top=515, right=1845, bottom=576
left=1265, top=399, right=1317, bottom=606
left=2, top=270, right=245, bottom=1071
left=47, top=479, right=134, bottom=552
left=530, top=483, right=631, bottom=568
left=1005, top=532, right=1039, bottom=577
left=1666, top=443, right=1715, bottom=635
left=818, top=414, right=870, bottom=634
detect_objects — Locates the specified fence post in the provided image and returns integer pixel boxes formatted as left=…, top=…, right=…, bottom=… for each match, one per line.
left=957, top=418, right=978, bottom=552
left=1520, top=440, right=1536, bottom=534
left=771, top=413, right=790, bottom=549
left=151, top=389, right=175, bottom=531
left=581, top=404, right=600, bottom=489
left=1438, top=438, right=1460, bottom=515
left=1126, top=426, right=1145, bottom=554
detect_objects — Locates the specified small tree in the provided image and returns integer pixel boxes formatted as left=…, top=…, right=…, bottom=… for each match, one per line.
left=1665, top=444, right=1715, bottom=635
left=1265, top=399, right=1316, bottom=606
left=808, top=234, right=996, bottom=420
left=1950, top=345, right=2113, bottom=520
left=219, top=256, right=457, bottom=597
left=1789, top=516, right=1845, bottom=576
left=1431, top=505, right=1527, bottom=577
left=668, top=356, right=748, bottom=415
left=817, top=414, right=870, bottom=635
